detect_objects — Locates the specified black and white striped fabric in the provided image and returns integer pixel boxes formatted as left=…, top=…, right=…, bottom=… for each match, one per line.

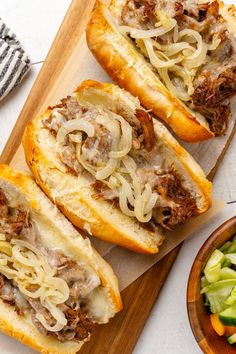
left=0, top=18, right=31, bottom=101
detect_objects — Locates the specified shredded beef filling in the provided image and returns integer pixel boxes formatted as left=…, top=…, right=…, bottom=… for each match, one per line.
left=0, top=275, right=15, bottom=305
left=0, top=189, right=95, bottom=343
left=121, top=0, right=236, bottom=135
left=0, top=188, right=28, bottom=236
left=192, top=66, right=236, bottom=135
left=155, top=171, right=198, bottom=228
left=44, top=97, right=198, bottom=229
left=135, top=109, right=156, bottom=151
left=57, top=307, right=95, bottom=342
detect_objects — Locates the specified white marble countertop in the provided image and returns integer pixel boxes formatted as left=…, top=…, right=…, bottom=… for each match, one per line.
left=0, top=1, right=236, bottom=353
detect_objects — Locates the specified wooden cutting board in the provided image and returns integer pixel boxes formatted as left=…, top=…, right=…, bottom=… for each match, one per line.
left=1, top=1, right=236, bottom=353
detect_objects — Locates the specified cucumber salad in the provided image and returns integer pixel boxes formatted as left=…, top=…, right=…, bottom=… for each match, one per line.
left=201, top=235, right=236, bottom=344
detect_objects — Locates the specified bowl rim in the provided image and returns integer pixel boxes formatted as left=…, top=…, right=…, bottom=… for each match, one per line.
left=187, top=215, right=236, bottom=354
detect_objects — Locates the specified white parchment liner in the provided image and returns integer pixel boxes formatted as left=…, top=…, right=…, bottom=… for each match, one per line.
left=11, top=34, right=230, bottom=292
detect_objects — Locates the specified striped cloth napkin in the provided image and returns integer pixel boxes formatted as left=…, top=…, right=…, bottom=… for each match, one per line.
left=0, top=18, right=31, bottom=101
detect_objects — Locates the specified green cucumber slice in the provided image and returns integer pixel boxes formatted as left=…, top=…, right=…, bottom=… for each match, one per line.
left=220, top=241, right=233, bottom=254
left=227, top=243, right=236, bottom=253
left=228, top=333, right=236, bottom=344
left=201, top=276, right=209, bottom=288
left=222, top=258, right=232, bottom=268
left=204, top=249, right=225, bottom=283
left=219, top=306, right=236, bottom=326
left=226, top=254, right=236, bottom=265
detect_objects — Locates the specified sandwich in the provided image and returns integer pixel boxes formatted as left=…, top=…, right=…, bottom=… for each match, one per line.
left=86, top=0, right=236, bottom=142
left=23, top=80, right=212, bottom=254
left=0, top=164, right=122, bottom=354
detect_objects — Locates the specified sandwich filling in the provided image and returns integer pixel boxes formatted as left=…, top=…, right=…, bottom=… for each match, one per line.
left=0, top=187, right=109, bottom=343
left=117, top=0, right=236, bottom=135
left=43, top=96, right=198, bottom=230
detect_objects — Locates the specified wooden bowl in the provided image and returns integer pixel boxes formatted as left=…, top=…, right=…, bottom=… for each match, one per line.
left=187, top=216, right=236, bottom=354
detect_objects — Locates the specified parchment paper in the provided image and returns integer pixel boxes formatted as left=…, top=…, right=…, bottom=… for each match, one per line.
left=11, top=34, right=228, bottom=292
left=89, top=199, right=223, bottom=290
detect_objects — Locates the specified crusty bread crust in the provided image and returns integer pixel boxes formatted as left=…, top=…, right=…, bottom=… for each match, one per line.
left=23, top=80, right=211, bottom=255
left=86, top=0, right=235, bottom=142
left=0, top=301, right=82, bottom=354
left=0, top=164, right=122, bottom=353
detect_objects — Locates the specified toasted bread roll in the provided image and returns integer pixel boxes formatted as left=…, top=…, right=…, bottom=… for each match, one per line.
left=23, top=80, right=212, bottom=254
left=86, top=0, right=236, bottom=142
left=0, top=164, right=122, bottom=354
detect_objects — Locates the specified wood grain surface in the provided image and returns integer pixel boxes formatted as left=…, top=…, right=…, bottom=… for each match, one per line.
left=0, top=0, right=236, bottom=353
left=187, top=216, right=236, bottom=354
left=0, top=0, right=96, bottom=164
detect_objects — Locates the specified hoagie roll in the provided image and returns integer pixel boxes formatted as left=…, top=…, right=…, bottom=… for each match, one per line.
left=86, top=0, right=236, bottom=142
left=0, top=164, right=122, bottom=353
left=23, top=80, right=212, bottom=254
